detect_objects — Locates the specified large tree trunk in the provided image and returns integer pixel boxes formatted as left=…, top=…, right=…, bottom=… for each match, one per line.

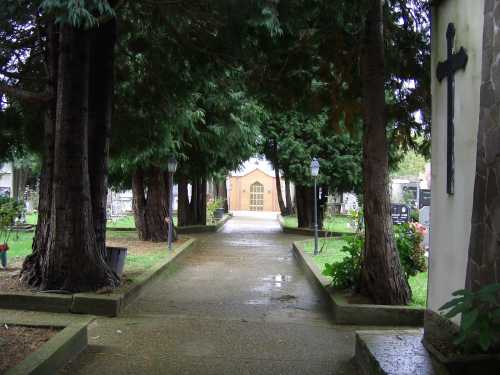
left=284, top=177, right=293, bottom=215
left=131, top=167, right=169, bottom=241
left=295, top=185, right=314, bottom=228
left=21, top=23, right=119, bottom=291
left=358, top=0, right=410, bottom=305
left=132, top=168, right=148, bottom=238
left=88, top=19, right=116, bottom=257
left=12, top=166, right=30, bottom=202
left=177, top=176, right=190, bottom=226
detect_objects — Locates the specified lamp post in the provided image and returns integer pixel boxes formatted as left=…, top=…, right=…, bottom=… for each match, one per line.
left=167, top=156, right=177, bottom=251
left=310, top=158, right=320, bottom=256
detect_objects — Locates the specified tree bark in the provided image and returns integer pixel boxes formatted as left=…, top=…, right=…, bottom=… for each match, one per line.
left=88, top=19, right=116, bottom=257
left=131, top=167, right=170, bottom=241
left=177, top=176, right=190, bottom=226
left=274, top=166, right=286, bottom=216
left=295, top=185, right=314, bottom=228
left=358, top=0, right=411, bottom=305
left=22, top=24, right=119, bottom=291
left=284, top=177, right=293, bottom=215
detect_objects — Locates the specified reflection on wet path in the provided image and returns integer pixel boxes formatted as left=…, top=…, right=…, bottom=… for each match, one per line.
left=61, top=213, right=359, bottom=375
left=123, top=213, right=331, bottom=322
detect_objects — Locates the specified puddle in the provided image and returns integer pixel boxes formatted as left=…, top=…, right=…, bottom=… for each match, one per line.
left=252, top=274, right=293, bottom=292
left=245, top=299, right=270, bottom=305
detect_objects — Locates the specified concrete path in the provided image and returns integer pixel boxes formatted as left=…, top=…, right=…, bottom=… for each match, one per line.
left=61, top=215, right=360, bottom=374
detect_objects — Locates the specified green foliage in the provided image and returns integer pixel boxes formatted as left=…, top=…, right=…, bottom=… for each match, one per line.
left=41, top=0, right=115, bottom=28
left=207, top=197, right=224, bottom=222
left=322, top=223, right=427, bottom=289
left=439, top=284, right=500, bottom=353
left=394, top=223, right=427, bottom=278
left=392, top=150, right=428, bottom=178
left=322, top=235, right=362, bottom=289
left=0, top=196, right=23, bottom=244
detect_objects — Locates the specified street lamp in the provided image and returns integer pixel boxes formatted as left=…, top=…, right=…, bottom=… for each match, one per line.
left=310, top=158, right=320, bottom=256
left=167, top=156, right=177, bottom=251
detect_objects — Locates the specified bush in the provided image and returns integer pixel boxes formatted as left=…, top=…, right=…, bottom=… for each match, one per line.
left=322, top=235, right=362, bottom=289
left=439, top=283, right=500, bottom=353
left=207, top=197, right=224, bottom=222
left=0, top=196, right=23, bottom=245
left=322, top=222, right=427, bottom=289
left=394, top=223, right=427, bottom=278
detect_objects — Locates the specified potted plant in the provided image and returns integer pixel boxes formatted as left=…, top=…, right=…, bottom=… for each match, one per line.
left=0, top=197, right=23, bottom=269
left=423, top=283, right=500, bottom=374
left=207, top=198, right=225, bottom=222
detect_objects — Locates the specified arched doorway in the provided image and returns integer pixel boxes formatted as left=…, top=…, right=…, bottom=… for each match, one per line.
left=249, top=181, right=264, bottom=211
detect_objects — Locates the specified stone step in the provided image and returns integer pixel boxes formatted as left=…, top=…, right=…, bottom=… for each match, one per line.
left=354, top=329, right=449, bottom=375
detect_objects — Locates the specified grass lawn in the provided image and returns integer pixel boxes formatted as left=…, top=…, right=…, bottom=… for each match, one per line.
left=282, top=215, right=355, bottom=233
left=301, top=237, right=427, bottom=307
left=26, top=213, right=179, bottom=229
left=2, top=229, right=180, bottom=282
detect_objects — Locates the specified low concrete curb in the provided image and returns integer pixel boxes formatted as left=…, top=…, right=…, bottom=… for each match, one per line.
left=292, top=241, right=424, bottom=326
left=278, top=215, right=350, bottom=238
left=5, top=316, right=93, bottom=375
left=177, top=214, right=232, bottom=234
left=0, top=238, right=197, bottom=317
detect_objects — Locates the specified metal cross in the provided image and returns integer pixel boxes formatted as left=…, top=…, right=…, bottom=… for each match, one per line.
left=436, top=23, right=468, bottom=195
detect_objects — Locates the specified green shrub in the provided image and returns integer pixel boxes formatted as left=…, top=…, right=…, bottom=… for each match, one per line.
left=207, top=197, right=224, bottom=222
left=322, top=223, right=427, bottom=289
left=0, top=196, right=24, bottom=245
left=439, top=283, right=500, bottom=353
left=322, top=235, right=362, bottom=289
left=394, top=223, right=427, bottom=278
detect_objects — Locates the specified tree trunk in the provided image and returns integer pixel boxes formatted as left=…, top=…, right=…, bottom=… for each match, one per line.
left=177, top=176, right=190, bottom=226
left=295, top=185, right=314, bottom=228
left=284, top=177, right=293, bottom=215
left=12, top=166, right=30, bottom=202
left=131, top=167, right=169, bottom=241
left=274, top=166, right=286, bottom=216
left=21, top=24, right=119, bottom=292
left=220, top=179, right=229, bottom=213
left=358, top=0, right=410, bottom=305
left=88, top=19, right=116, bottom=258
left=132, top=168, right=148, bottom=239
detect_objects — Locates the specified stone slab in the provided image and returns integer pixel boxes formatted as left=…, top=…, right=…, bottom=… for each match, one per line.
left=354, top=330, right=448, bottom=375
left=3, top=315, right=93, bottom=375
left=292, top=241, right=425, bottom=326
left=0, top=292, right=73, bottom=313
left=177, top=214, right=232, bottom=234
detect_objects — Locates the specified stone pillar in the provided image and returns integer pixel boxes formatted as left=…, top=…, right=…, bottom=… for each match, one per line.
left=466, top=0, right=500, bottom=290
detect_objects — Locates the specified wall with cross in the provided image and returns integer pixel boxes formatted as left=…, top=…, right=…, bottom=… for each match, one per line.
left=428, top=0, right=485, bottom=315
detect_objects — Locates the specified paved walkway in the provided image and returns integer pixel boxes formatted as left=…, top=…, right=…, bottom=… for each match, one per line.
left=61, top=215, right=359, bottom=374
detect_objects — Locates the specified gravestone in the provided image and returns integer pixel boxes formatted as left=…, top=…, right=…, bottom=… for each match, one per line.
left=419, top=206, right=431, bottom=250
left=390, top=204, right=410, bottom=225
left=419, top=189, right=431, bottom=209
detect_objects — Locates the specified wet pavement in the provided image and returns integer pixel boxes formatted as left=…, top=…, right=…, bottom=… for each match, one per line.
left=61, top=214, right=360, bottom=374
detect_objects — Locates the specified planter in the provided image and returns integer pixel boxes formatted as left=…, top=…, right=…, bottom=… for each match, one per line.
left=213, top=208, right=225, bottom=220
left=105, top=246, right=127, bottom=276
left=422, top=339, right=500, bottom=375
left=0, top=243, right=8, bottom=268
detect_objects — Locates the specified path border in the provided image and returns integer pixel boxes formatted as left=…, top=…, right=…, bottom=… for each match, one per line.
left=4, top=316, right=93, bottom=375
left=278, top=215, right=350, bottom=237
left=176, top=214, right=232, bottom=234
left=292, top=240, right=424, bottom=326
left=0, top=238, right=197, bottom=317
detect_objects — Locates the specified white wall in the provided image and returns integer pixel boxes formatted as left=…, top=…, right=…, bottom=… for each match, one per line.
left=428, top=0, right=484, bottom=312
